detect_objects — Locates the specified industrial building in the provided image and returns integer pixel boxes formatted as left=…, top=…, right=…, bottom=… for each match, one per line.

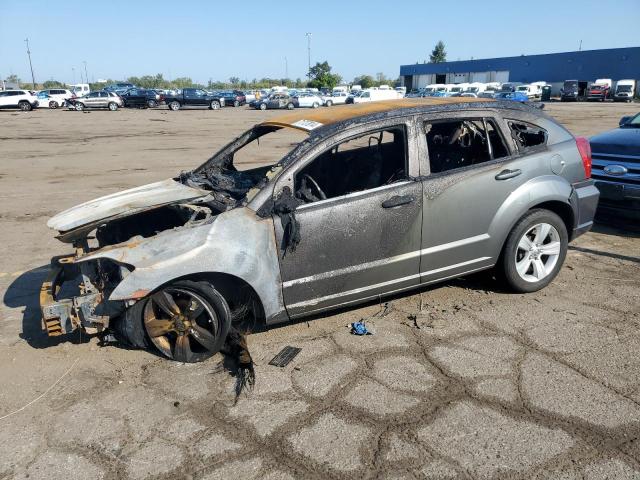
left=400, top=47, right=640, bottom=95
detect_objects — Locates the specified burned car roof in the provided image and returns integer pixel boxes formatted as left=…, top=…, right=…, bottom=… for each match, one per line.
left=260, top=97, right=494, bottom=132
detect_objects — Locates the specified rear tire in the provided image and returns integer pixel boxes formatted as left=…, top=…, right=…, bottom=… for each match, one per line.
left=325, top=100, right=333, bottom=107
left=169, top=101, right=180, bottom=111
left=259, top=103, right=267, bottom=110
left=312, top=102, right=319, bottom=108
left=147, top=99, right=157, bottom=108
left=287, top=102, right=295, bottom=110
left=233, top=100, right=240, bottom=107
left=498, top=209, right=568, bottom=293
left=75, top=102, right=85, bottom=111
left=49, top=101, right=58, bottom=109
left=19, top=101, right=32, bottom=111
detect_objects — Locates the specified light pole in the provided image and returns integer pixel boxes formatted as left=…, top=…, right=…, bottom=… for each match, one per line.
left=305, top=32, right=312, bottom=80
left=24, top=38, right=36, bottom=89
left=83, top=61, right=89, bottom=85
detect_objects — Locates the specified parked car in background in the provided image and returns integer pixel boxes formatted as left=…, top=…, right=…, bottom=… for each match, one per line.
left=353, top=88, right=402, bottom=103
left=37, top=89, right=74, bottom=108
left=561, top=80, right=588, bottom=101
left=120, top=88, right=164, bottom=108
left=104, top=83, right=136, bottom=94
left=218, top=90, right=246, bottom=107
left=614, top=80, right=636, bottom=103
left=494, top=91, right=530, bottom=103
left=69, top=84, right=90, bottom=97
left=294, top=92, right=323, bottom=108
left=252, top=93, right=295, bottom=110
left=323, top=91, right=349, bottom=106
left=41, top=97, right=599, bottom=362
left=516, top=84, right=539, bottom=99
left=0, top=90, right=39, bottom=111
left=164, top=88, right=224, bottom=111
left=587, top=79, right=612, bottom=101
left=66, top=91, right=123, bottom=111
left=589, top=112, right=640, bottom=219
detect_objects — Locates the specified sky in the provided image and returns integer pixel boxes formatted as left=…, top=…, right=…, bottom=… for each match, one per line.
left=1, top=0, right=639, bottom=85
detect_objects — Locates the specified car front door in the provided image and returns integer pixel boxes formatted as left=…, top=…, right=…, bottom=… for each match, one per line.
left=417, top=111, right=546, bottom=284
left=273, top=119, right=423, bottom=317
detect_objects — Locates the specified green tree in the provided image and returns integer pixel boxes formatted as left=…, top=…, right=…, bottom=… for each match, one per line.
left=229, top=76, right=240, bottom=86
left=6, top=74, right=20, bottom=84
left=307, top=61, right=342, bottom=89
left=429, top=41, right=447, bottom=63
left=43, top=80, right=65, bottom=88
left=353, top=74, right=375, bottom=89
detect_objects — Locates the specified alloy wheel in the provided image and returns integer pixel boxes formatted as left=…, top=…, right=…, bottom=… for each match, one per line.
left=514, top=223, right=561, bottom=282
left=143, top=288, right=220, bottom=363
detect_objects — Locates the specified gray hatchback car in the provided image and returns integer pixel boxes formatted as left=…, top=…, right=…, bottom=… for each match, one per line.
left=42, top=98, right=599, bottom=362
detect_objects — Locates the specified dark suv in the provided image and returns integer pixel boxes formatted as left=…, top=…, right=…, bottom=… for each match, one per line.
left=121, top=88, right=164, bottom=108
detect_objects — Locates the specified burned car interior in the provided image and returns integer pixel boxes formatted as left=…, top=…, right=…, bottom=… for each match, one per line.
left=425, top=119, right=509, bottom=174
left=295, top=127, right=408, bottom=202
left=507, top=120, right=548, bottom=150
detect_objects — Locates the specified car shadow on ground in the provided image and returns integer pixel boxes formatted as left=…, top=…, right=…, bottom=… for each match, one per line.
left=3, top=265, right=91, bottom=349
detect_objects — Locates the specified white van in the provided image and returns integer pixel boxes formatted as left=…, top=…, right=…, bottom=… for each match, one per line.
left=464, top=83, right=487, bottom=96
left=333, top=85, right=349, bottom=95
left=447, top=83, right=469, bottom=95
left=614, top=79, right=636, bottom=102
left=516, top=84, right=539, bottom=99
left=353, top=88, right=402, bottom=103
left=70, top=84, right=90, bottom=97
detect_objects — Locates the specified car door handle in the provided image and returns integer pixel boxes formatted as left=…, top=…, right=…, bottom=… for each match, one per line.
left=495, top=168, right=522, bottom=180
left=382, top=195, right=415, bottom=208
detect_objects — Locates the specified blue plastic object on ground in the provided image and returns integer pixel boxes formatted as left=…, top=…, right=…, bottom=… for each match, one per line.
left=350, top=321, right=372, bottom=335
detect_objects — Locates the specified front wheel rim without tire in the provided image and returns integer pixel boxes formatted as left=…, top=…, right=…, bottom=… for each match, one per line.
left=515, top=223, right=561, bottom=283
left=143, top=288, right=220, bottom=363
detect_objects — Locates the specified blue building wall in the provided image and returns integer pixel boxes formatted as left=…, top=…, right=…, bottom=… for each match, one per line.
left=400, top=47, right=640, bottom=83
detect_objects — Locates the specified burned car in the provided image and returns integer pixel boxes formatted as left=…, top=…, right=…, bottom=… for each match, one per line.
left=42, top=98, right=599, bottom=362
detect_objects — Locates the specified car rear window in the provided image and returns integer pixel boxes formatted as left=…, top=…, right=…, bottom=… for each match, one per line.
left=424, top=118, right=509, bottom=174
left=506, top=120, right=547, bottom=150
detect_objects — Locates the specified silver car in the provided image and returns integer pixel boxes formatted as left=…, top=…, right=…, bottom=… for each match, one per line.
left=42, top=98, right=599, bottom=362
left=67, top=90, right=123, bottom=111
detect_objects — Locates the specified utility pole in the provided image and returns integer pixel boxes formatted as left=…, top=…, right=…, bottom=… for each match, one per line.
left=305, top=33, right=312, bottom=80
left=24, top=38, right=36, bottom=89
left=83, top=61, right=88, bottom=85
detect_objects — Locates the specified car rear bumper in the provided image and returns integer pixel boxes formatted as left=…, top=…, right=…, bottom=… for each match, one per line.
left=570, top=179, right=600, bottom=239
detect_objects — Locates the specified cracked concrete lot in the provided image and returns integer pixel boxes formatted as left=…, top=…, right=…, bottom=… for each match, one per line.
left=1, top=102, right=640, bottom=479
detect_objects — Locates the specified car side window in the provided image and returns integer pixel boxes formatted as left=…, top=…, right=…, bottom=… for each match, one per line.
left=295, top=126, right=408, bottom=203
left=507, top=120, right=547, bottom=151
left=424, top=118, right=509, bottom=174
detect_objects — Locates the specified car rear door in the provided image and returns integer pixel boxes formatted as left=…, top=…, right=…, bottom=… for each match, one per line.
left=417, top=111, right=550, bottom=283
left=273, top=119, right=423, bottom=317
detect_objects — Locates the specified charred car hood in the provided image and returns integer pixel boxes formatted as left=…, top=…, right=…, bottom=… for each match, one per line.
left=48, top=179, right=209, bottom=233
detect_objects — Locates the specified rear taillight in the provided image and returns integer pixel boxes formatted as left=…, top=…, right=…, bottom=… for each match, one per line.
left=575, top=136, right=592, bottom=178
